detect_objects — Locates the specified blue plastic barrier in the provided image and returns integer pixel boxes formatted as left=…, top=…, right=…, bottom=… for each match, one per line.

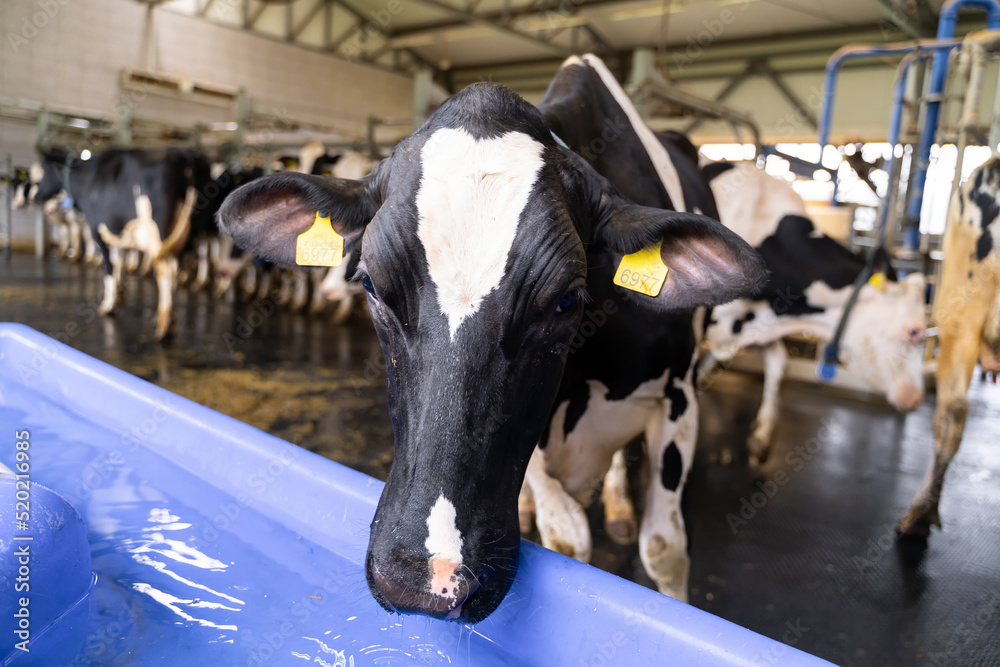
left=0, top=323, right=833, bottom=666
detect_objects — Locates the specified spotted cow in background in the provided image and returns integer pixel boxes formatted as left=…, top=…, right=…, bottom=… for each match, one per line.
left=219, top=55, right=764, bottom=621
left=514, top=55, right=755, bottom=603
left=699, top=161, right=927, bottom=465
left=899, top=156, right=1000, bottom=536
left=30, top=147, right=203, bottom=340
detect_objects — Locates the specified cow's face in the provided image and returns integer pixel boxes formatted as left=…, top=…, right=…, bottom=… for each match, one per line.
left=841, top=273, right=927, bottom=410
left=219, top=84, right=765, bottom=623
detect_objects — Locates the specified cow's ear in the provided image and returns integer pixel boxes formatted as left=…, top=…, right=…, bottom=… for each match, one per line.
left=594, top=197, right=767, bottom=311
left=218, top=171, right=381, bottom=266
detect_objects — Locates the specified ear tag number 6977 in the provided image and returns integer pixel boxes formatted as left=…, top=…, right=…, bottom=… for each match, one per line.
left=296, top=210, right=344, bottom=267
left=613, top=240, right=669, bottom=297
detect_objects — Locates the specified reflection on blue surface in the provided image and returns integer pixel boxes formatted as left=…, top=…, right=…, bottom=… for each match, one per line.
left=0, top=323, right=833, bottom=666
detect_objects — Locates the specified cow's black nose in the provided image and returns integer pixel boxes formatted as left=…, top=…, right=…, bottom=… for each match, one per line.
left=373, top=564, right=477, bottom=619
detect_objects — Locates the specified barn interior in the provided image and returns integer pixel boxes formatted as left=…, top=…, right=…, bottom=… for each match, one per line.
left=2, top=0, right=1000, bottom=665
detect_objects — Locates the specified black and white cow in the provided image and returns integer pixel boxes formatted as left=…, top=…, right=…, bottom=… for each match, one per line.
left=30, top=147, right=203, bottom=339
left=184, top=166, right=264, bottom=292
left=699, top=161, right=927, bottom=465
left=219, top=56, right=765, bottom=622
left=517, top=56, right=742, bottom=602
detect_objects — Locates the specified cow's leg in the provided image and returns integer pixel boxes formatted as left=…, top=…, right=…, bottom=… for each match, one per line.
left=291, top=268, right=310, bottom=312
left=523, top=447, right=592, bottom=562
left=67, top=213, right=82, bottom=260
left=696, top=352, right=718, bottom=390
left=83, top=222, right=98, bottom=265
left=639, top=382, right=697, bottom=602
left=332, top=294, right=354, bottom=325
left=192, top=238, right=210, bottom=291
left=601, top=448, right=637, bottom=545
left=239, top=261, right=258, bottom=302
left=517, top=478, right=535, bottom=534
left=747, top=341, right=788, bottom=466
left=276, top=269, right=294, bottom=307
left=257, top=266, right=274, bottom=303
left=138, top=250, right=153, bottom=276
left=56, top=215, right=69, bottom=258
left=153, top=256, right=178, bottom=340
left=124, top=248, right=139, bottom=273
left=99, top=245, right=122, bottom=316
left=899, top=323, right=982, bottom=537
left=309, top=268, right=327, bottom=316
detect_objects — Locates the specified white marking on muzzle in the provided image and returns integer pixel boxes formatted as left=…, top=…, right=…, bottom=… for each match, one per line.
left=425, top=493, right=464, bottom=601
left=416, top=127, right=544, bottom=339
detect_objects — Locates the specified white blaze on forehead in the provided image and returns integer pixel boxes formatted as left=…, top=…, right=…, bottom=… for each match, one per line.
left=425, top=493, right=463, bottom=564
left=416, top=127, right=545, bottom=339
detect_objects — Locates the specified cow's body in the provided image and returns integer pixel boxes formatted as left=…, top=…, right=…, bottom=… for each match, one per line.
left=700, top=162, right=927, bottom=464
left=900, top=157, right=1000, bottom=536
left=219, top=55, right=765, bottom=622
left=31, top=148, right=202, bottom=339
left=516, top=56, right=728, bottom=601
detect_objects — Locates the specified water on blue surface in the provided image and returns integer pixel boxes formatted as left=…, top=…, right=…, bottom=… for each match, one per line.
left=0, top=385, right=518, bottom=666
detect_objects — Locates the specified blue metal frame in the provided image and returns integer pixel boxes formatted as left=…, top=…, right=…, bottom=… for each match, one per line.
left=906, top=0, right=1000, bottom=248
left=817, top=0, right=1000, bottom=248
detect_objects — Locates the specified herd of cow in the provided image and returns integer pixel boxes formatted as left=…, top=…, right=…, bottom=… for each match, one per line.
left=10, top=140, right=374, bottom=339
left=8, top=54, right=998, bottom=624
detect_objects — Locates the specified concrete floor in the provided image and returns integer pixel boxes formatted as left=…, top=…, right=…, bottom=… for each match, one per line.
left=2, top=253, right=999, bottom=666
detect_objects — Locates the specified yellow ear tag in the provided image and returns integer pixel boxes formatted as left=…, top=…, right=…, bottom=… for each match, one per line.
left=868, top=272, right=887, bottom=292
left=613, top=240, right=669, bottom=297
left=295, top=211, right=344, bottom=267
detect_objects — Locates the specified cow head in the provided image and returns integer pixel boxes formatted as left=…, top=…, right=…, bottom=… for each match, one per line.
left=841, top=268, right=927, bottom=411
left=27, top=148, right=71, bottom=205
left=219, top=83, right=765, bottom=623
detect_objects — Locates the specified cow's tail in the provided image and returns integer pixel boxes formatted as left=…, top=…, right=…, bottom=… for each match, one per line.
left=157, top=185, right=196, bottom=260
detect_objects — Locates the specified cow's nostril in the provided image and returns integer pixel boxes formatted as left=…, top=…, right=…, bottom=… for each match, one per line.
left=372, top=562, right=478, bottom=619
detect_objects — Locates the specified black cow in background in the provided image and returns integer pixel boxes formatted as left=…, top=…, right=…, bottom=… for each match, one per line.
left=30, top=147, right=205, bottom=340
left=183, top=165, right=265, bottom=293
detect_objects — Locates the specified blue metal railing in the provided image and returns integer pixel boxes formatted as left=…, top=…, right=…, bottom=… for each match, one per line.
left=817, top=0, right=1000, bottom=249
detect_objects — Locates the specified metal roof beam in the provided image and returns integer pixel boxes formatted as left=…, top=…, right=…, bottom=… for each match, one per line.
left=292, top=0, right=326, bottom=40
left=405, top=0, right=573, bottom=57
left=871, top=0, right=928, bottom=38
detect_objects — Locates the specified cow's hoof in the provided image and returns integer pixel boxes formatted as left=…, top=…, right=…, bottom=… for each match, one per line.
left=537, top=505, right=591, bottom=563
left=657, top=583, right=689, bottom=604
left=155, top=317, right=175, bottom=342
left=747, top=434, right=770, bottom=467
left=897, top=507, right=941, bottom=539
left=605, top=516, right=638, bottom=545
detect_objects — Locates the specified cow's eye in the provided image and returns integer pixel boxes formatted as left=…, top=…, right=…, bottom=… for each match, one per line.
left=556, top=292, right=580, bottom=314
left=361, top=275, right=376, bottom=297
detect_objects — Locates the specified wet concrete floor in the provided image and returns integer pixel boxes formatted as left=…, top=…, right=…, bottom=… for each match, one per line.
left=2, top=253, right=999, bottom=666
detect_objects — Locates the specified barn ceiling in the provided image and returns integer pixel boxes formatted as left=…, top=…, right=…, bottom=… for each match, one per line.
left=157, top=0, right=952, bottom=86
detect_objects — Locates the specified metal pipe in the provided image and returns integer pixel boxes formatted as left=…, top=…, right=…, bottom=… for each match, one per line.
left=989, top=51, right=1000, bottom=148
left=645, top=87, right=762, bottom=155
left=2, top=155, right=11, bottom=263
left=818, top=38, right=962, bottom=148
left=905, top=0, right=1000, bottom=247
left=873, top=51, right=940, bottom=236
left=949, top=29, right=1000, bottom=203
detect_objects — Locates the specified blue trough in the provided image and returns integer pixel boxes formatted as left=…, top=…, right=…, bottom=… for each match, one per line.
left=0, top=323, right=832, bottom=666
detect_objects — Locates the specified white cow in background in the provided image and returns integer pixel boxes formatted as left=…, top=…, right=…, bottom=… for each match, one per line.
left=700, top=161, right=927, bottom=464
